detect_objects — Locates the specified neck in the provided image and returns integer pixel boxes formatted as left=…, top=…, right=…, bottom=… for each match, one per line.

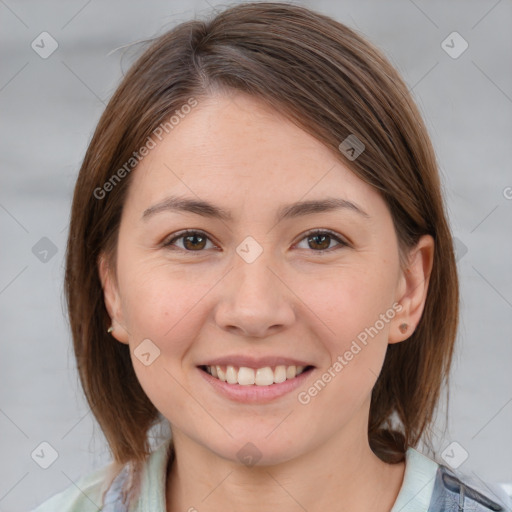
left=165, top=425, right=405, bottom=512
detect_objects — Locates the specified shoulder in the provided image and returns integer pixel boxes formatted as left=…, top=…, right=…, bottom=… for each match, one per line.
left=429, top=463, right=511, bottom=512
left=30, top=461, right=122, bottom=512
left=32, top=437, right=173, bottom=512
left=392, top=447, right=511, bottom=512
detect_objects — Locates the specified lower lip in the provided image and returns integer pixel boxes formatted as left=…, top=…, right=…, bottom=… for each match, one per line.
left=197, top=366, right=314, bottom=404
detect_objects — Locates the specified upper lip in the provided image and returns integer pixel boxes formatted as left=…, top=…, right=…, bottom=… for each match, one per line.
left=198, top=355, right=314, bottom=369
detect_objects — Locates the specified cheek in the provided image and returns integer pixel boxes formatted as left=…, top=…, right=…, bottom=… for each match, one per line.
left=115, top=229, right=176, bottom=324
left=118, top=261, right=213, bottom=351
left=120, top=268, right=206, bottom=415
left=315, top=268, right=391, bottom=335
left=310, top=267, right=394, bottom=388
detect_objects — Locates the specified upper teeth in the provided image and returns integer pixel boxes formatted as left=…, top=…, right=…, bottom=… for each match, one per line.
left=205, top=365, right=307, bottom=386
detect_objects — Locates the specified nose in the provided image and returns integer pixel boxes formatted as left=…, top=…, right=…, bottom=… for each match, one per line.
left=213, top=252, right=296, bottom=339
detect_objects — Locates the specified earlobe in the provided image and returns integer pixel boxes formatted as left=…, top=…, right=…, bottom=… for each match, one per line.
left=389, top=234, right=435, bottom=344
left=97, top=253, right=130, bottom=344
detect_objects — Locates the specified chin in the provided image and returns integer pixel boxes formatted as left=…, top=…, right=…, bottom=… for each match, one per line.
left=200, top=431, right=308, bottom=468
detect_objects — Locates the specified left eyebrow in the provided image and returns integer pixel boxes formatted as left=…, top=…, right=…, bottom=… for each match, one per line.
left=141, top=195, right=370, bottom=223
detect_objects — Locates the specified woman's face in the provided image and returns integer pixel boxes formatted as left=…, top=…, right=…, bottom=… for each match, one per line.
left=100, top=91, right=433, bottom=465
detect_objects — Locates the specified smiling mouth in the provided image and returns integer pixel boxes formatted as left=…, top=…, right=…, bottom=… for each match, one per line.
left=199, top=364, right=314, bottom=386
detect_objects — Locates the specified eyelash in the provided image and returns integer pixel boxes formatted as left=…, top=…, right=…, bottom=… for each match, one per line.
left=162, top=229, right=348, bottom=254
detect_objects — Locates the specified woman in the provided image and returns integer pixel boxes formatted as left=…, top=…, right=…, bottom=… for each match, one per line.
left=32, top=2, right=509, bottom=511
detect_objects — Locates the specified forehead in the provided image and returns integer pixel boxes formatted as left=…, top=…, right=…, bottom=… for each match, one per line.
left=124, top=92, right=385, bottom=220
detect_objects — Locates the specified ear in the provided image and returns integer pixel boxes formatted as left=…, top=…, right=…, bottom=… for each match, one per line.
left=97, top=253, right=130, bottom=344
left=389, top=234, right=435, bottom=344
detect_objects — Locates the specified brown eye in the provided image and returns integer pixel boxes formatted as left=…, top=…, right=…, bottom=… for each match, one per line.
left=308, top=233, right=331, bottom=250
left=164, top=230, right=213, bottom=251
left=164, top=229, right=347, bottom=254
left=296, top=230, right=347, bottom=252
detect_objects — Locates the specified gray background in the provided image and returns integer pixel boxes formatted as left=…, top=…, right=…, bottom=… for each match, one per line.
left=1, top=0, right=511, bottom=511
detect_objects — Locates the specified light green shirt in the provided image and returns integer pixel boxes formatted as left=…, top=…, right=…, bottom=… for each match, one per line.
left=31, top=439, right=171, bottom=511
left=390, top=447, right=438, bottom=512
left=32, top=439, right=439, bottom=512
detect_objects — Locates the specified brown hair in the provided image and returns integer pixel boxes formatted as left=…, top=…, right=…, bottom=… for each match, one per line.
left=65, top=0, right=458, bottom=484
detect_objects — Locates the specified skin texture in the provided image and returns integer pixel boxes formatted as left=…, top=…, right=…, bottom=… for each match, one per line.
left=99, top=90, right=434, bottom=512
